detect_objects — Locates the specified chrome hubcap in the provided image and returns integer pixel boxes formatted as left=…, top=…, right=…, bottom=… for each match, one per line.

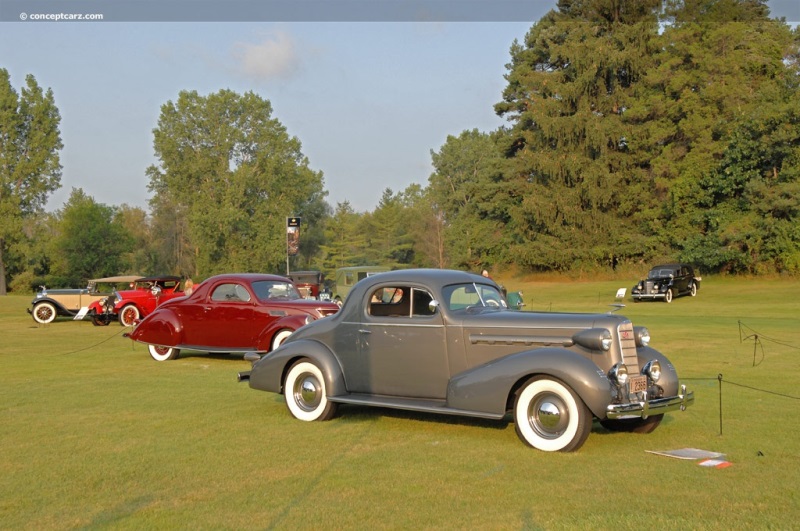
left=531, top=394, right=568, bottom=439
left=295, top=374, right=321, bottom=411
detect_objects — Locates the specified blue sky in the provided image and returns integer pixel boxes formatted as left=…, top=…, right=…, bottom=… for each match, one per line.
left=1, top=0, right=797, bottom=214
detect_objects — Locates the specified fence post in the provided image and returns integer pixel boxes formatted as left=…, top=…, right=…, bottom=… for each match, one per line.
left=718, top=373, right=723, bottom=436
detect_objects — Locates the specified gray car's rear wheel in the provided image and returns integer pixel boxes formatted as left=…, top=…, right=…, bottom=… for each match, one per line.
left=600, top=414, right=663, bottom=434
left=148, top=345, right=180, bottom=361
left=514, top=376, right=592, bottom=452
left=32, top=302, right=57, bottom=324
left=284, top=360, right=337, bottom=422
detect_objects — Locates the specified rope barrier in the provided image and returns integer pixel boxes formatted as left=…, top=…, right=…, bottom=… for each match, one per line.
left=58, top=325, right=132, bottom=356
left=683, top=373, right=800, bottom=436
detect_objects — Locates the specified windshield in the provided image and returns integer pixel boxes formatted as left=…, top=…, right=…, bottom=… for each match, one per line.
left=441, top=283, right=506, bottom=311
left=290, top=273, right=321, bottom=284
left=251, top=280, right=301, bottom=301
left=647, top=268, right=675, bottom=279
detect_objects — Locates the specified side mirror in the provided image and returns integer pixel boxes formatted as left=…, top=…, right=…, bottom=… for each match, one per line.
left=428, top=300, right=440, bottom=313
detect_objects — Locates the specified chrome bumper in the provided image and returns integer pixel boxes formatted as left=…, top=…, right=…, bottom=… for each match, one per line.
left=606, top=385, right=694, bottom=419
left=632, top=293, right=666, bottom=300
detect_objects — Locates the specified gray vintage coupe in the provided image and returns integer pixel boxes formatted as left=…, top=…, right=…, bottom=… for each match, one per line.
left=240, top=269, right=694, bottom=452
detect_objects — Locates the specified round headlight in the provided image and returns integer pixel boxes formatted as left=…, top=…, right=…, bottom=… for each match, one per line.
left=635, top=327, right=650, bottom=347
left=643, top=360, right=661, bottom=382
left=609, top=363, right=628, bottom=385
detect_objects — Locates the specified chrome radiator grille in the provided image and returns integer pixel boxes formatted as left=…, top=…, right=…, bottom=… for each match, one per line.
left=618, top=321, right=640, bottom=372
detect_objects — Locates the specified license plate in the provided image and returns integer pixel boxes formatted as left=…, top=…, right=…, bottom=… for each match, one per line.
left=629, top=375, right=647, bottom=393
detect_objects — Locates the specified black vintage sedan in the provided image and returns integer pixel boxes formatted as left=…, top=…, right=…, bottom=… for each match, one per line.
left=240, top=269, right=694, bottom=452
left=631, top=263, right=701, bottom=303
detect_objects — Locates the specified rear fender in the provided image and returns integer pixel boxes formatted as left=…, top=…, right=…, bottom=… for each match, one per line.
left=248, top=339, right=346, bottom=396
left=447, top=348, right=613, bottom=418
left=128, top=308, right=182, bottom=347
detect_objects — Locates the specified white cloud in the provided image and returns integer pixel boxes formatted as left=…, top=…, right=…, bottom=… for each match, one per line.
left=231, top=31, right=299, bottom=83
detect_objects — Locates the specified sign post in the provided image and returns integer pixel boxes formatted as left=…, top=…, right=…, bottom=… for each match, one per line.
left=286, top=217, right=301, bottom=275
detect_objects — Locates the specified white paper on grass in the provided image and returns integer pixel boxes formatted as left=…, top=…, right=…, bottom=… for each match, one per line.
left=645, top=448, right=725, bottom=460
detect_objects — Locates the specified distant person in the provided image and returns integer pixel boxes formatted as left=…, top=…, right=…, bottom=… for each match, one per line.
left=481, top=269, right=490, bottom=279
left=184, top=278, right=194, bottom=296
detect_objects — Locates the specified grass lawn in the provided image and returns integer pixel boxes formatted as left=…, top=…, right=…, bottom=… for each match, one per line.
left=2, top=276, right=799, bottom=529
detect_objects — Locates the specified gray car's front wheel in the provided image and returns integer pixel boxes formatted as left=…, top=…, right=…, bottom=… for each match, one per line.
left=284, top=360, right=337, bottom=422
left=514, top=376, right=592, bottom=452
left=32, top=302, right=57, bottom=324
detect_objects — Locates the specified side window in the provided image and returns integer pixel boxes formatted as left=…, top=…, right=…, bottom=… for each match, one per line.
left=411, top=289, right=435, bottom=316
left=369, top=287, right=434, bottom=318
left=210, top=283, right=251, bottom=302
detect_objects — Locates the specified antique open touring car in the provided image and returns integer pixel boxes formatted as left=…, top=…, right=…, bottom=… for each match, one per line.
left=28, top=275, right=142, bottom=324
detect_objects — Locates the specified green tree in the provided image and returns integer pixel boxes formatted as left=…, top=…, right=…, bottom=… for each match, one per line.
left=637, top=0, right=798, bottom=269
left=116, top=204, right=159, bottom=276
left=147, top=89, right=327, bottom=277
left=495, top=1, right=662, bottom=271
left=428, top=129, right=512, bottom=271
left=396, top=183, right=446, bottom=268
left=360, top=189, right=416, bottom=267
left=0, top=69, right=62, bottom=294
left=49, top=189, right=134, bottom=285
left=149, top=193, right=194, bottom=278
left=319, top=201, right=367, bottom=274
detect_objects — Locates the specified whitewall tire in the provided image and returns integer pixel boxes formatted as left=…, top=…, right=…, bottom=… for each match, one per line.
left=119, top=304, right=140, bottom=326
left=32, top=302, right=57, bottom=324
left=149, top=344, right=180, bottom=361
left=284, top=360, right=337, bottom=422
left=514, top=376, right=592, bottom=452
left=271, top=329, right=293, bottom=351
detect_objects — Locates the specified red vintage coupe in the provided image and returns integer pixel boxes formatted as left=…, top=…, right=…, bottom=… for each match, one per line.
left=125, top=273, right=340, bottom=361
left=87, top=275, right=186, bottom=326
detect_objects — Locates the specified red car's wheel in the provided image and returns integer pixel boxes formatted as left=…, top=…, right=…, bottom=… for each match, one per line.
left=118, top=304, right=140, bottom=326
left=148, top=345, right=180, bottom=361
left=271, top=329, right=294, bottom=351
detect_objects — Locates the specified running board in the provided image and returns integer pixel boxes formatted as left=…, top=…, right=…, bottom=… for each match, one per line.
left=327, top=393, right=504, bottom=420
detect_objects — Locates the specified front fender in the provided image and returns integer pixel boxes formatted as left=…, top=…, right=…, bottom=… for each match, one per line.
left=447, top=348, right=613, bottom=418
left=254, top=314, right=310, bottom=351
left=35, top=297, right=72, bottom=315
left=637, top=346, right=681, bottom=396
left=248, top=339, right=346, bottom=397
